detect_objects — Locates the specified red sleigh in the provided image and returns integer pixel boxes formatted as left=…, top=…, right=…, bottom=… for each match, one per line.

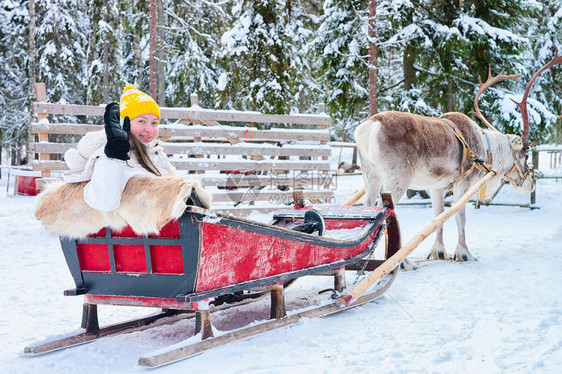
left=25, top=196, right=401, bottom=367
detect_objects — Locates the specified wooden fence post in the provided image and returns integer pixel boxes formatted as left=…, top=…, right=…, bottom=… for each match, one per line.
left=318, top=103, right=331, bottom=190
left=35, top=83, right=51, bottom=178
left=190, top=93, right=204, bottom=174
left=531, top=149, right=539, bottom=205
left=190, top=93, right=199, bottom=107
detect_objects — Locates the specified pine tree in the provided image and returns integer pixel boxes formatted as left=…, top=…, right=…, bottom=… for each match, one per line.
left=164, top=0, right=227, bottom=108
left=452, top=0, right=536, bottom=133
left=376, top=0, right=537, bottom=133
left=219, top=0, right=310, bottom=115
left=34, top=0, right=88, bottom=121
left=310, top=0, right=370, bottom=140
left=376, top=0, right=440, bottom=117
left=0, top=0, right=30, bottom=165
left=85, top=0, right=123, bottom=106
left=2, top=0, right=558, bottom=150
left=281, top=0, right=322, bottom=115
left=514, top=0, right=562, bottom=143
left=119, top=0, right=150, bottom=91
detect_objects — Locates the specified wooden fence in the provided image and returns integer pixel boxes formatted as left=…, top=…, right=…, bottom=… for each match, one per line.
left=30, top=83, right=334, bottom=215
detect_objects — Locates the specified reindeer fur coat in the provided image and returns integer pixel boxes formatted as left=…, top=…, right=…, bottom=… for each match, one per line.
left=35, top=130, right=212, bottom=238
left=35, top=176, right=212, bottom=238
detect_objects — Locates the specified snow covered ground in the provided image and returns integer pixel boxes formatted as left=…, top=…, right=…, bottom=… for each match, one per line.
left=1, top=153, right=561, bottom=373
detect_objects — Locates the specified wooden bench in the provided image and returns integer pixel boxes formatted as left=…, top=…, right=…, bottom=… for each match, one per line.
left=30, top=83, right=334, bottom=215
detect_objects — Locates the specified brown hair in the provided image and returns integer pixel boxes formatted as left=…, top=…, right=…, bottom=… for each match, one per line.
left=129, top=136, right=162, bottom=176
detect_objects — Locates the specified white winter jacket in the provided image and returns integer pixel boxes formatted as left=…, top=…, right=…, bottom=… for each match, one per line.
left=63, top=130, right=176, bottom=211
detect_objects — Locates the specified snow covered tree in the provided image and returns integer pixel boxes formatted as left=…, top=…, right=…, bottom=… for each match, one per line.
left=84, top=0, right=123, bottom=106
left=367, top=0, right=378, bottom=115
left=375, top=0, right=537, bottom=131
left=376, top=0, right=440, bottom=116
left=219, top=0, right=314, bottom=115
left=119, top=0, right=150, bottom=92
left=2, top=0, right=559, bottom=152
left=34, top=0, right=88, bottom=113
left=450, top=0, right=536, bottom=132
left=310, top=0, right=370, bottom=140
left=508, top=0, right=562, bottom=143
left=281, top=0, right=322, bottom=115
left=0, top=0, right=30, bottom=165
left=163, top=0, right=227, bottom=108
left=148, top=0, right=158, bottom=98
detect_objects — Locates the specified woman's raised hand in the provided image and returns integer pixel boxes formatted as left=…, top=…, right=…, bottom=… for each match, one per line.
left=103, top=102, right=131, bottom=161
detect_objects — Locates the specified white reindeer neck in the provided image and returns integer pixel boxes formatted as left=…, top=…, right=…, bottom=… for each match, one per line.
left=481, top=129, right=517, bottom=173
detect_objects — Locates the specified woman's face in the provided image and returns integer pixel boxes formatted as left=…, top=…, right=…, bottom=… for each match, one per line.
left=129, top=113, right=159, bottom=144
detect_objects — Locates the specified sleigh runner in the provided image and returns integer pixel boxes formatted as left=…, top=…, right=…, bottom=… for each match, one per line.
left=25, top=194, right=401, bottom=366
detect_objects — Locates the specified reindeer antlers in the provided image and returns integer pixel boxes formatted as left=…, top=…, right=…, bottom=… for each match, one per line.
left=511, top=45, right=562, bottom=142
left=471, top=66, right=521, bottom=132
left=472, top=46, right=562, bottom=141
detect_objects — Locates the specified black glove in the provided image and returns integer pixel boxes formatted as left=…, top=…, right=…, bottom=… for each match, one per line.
left=103, top=102, right=130, bottom=161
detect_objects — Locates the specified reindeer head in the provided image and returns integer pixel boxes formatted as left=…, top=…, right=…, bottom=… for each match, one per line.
left=472, top=46, right=562, bottom=193
left=503, top=134, right=534, bottom=193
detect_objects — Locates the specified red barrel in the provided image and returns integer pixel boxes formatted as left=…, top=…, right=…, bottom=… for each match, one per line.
left=17, top=176, right=40, bottom=196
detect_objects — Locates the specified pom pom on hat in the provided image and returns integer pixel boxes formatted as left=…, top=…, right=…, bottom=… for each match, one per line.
left=119, top=85, right=161, bottom=122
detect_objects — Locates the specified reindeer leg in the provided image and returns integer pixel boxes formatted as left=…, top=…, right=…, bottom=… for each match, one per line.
left=427, top=189, right=449, bottom=260
left=382, top=184, right=416, bottom=271
left=453, top=204, right=476, bottom=261
left=363, top=172, right=382, bottom=207
left=400, top=258, right=417, bottom=271
left=365, top=184, right=381, bottom=207
left=358, top=152, right=380, bottom=207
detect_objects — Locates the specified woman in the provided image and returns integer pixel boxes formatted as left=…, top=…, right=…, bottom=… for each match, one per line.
left=63, top=85, right=177, bottom=211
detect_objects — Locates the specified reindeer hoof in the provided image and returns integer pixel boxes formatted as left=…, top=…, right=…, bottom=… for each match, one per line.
left=427, top=242, right=449, bottom=261
left=400, top=259, right=417, bottom=271
left=453, top=244, right=476, bottom=262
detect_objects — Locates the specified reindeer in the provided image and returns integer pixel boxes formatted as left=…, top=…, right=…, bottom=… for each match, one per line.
left=355, top=48, right=561, bottom=262
left=338, top=161, right=361, bottom=173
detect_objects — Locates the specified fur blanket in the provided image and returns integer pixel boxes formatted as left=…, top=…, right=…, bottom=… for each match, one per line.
left=35, top=176, right=212, bottom=238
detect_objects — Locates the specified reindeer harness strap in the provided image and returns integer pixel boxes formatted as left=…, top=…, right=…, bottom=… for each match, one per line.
left=503, top=148, right=531, bottom=188
left=478, top=131, right=494, bottom=201
left=440, top=118, right=491, bottom=189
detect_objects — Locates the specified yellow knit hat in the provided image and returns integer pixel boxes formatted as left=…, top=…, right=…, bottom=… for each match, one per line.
left=119, top=85, right=161, bottom=122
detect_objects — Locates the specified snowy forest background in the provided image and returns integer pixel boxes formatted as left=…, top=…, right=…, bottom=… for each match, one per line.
left=1, top=0, right=561, bottom=166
